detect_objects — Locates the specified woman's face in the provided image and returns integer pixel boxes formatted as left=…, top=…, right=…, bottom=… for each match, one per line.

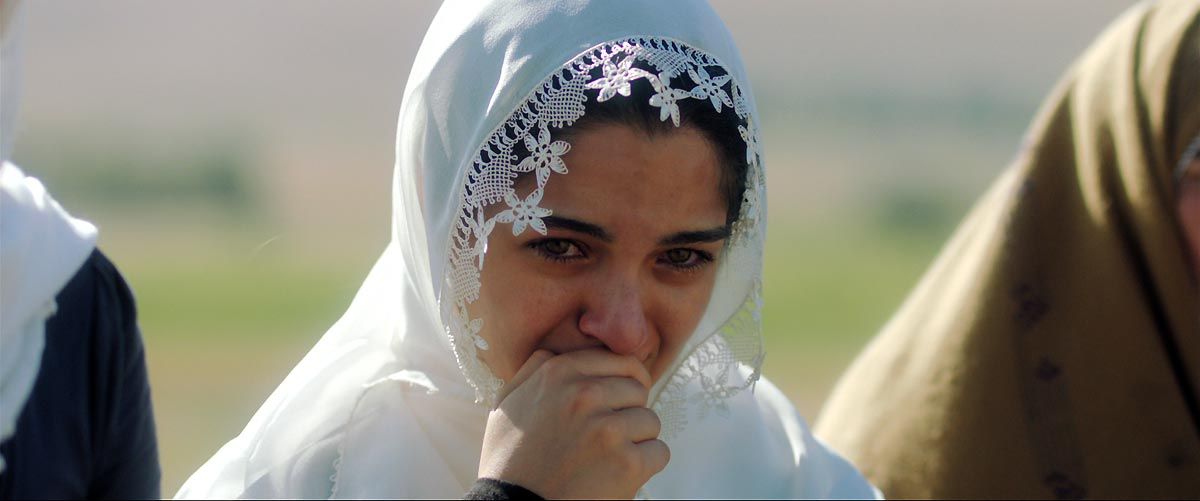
left=472, top=123, right=729, bottom=384
left=1180, top=157, right=1200, bottom=278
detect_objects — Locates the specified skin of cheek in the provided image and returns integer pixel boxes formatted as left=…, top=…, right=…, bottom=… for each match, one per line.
left=471, top=254, right=585, bottom=381
left=467, top=124, right=727, bottom=384
left=638, top=272, right=715, bottom=380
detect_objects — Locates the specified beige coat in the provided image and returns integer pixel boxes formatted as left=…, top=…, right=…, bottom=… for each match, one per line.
left=816, top=1, right=1200, bottom=498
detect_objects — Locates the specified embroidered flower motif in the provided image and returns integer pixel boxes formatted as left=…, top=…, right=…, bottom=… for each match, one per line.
left=738, top=119, right=760, bottom=166
left=468, top=208, right=497, bottom=268
left=648, top=73, right=692, bottom=127
left=740, top=185, right=760, bottom=226
left=587, top=55, right=651, bottom=102
left=466, top=318, right=486, bottom=350
left=516, top=125, right=570, bottom=174
left=687, top=65, right=733, bottom=112
left=731, top=82, right=750, bottom=116
left=495, top=189, right=552, bottom=236
left=451, top=307, right=488, bottom=350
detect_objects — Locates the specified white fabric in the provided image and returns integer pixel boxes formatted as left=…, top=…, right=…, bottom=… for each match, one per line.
left=177, top=0, right=879, bottom=498
left=0, top=163, right=99, bottom=472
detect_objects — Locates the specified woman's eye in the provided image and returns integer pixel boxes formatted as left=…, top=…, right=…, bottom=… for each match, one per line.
left=530, top=239, right=585, bottom=262
left=659, top=248, right=713, bottom=271
left=666, top=249, right=694, bottom=264
left=543, top=239, right=573, bottom=255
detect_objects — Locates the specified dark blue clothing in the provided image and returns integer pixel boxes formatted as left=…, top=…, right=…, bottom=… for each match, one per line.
left=0, top=250, right=160, bottom=499
left=464, top=478, right=544, bottom=500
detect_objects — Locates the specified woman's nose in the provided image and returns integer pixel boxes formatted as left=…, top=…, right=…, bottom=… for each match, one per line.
left=577, top=274, right=651, bottom=358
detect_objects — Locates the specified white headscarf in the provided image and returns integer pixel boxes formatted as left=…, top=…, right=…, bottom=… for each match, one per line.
left=0, top=1, right=99, bottom=473
left=178, top=1, right=878, bottom=498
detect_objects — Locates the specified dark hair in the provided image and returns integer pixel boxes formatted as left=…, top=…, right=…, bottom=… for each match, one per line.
left=547, top=60, right=750, bottom=228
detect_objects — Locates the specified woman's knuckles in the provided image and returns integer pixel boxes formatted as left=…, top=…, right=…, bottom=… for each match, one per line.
left=617, top=446, right=646, bottom=480
left=590, top=414, right=626, bottom=447
left=568, top=380, right=604, bottom=414
left=539, top=356, right=573, bottom=380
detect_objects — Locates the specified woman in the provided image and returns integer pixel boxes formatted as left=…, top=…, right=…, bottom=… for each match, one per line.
left=0, top=164, right=161, bottom=500
left=816, top=0, right=1200, bottom=498
left=177, top=1, right=877, bottom=498
left=1, top=1, right=160, bottom=497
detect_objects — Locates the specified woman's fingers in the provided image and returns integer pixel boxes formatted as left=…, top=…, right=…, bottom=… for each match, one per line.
left=554, top=348, right=652, bottom=390
left=610, top=406, right=662, bottom=442
left=496, top=349, right=555, bottom=406
left=588, top=376, right=650, bottom=410
left=499, top=349, right=651, bottom=415
left=632, top=438, right=671, bottom=478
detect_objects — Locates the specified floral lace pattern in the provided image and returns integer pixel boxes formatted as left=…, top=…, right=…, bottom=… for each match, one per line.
left=440, top=37, right=766, bottom=437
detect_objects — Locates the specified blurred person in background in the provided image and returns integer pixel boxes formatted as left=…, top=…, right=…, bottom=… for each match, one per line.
left=0, top=0, right=160, bottom=498
left=176, top=0, right=877, bottom=498
left=816, top=0, right=1200, bottom=498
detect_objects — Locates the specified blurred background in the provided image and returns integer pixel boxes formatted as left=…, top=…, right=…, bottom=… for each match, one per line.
left=9, top=0, right=1137, bottom=493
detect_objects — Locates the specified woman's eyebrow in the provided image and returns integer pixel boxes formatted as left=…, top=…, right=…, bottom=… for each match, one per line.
left=659, top=226, right=730, bottom=246
left=541, top=215, right=728, bottom=245
left=543, top=215, right=612, bottom=242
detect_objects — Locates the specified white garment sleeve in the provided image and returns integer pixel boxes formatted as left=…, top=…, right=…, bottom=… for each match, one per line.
left=645, top=375, right=882, bottom=499
left=753, top=379, right=883, bottom=500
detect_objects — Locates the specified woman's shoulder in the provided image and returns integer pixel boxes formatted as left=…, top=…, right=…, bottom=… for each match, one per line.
left=175, top=349, right=405, bottom=499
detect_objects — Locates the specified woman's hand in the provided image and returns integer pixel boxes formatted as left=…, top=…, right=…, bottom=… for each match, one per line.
left=478, top=349, right=670, bottom=499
